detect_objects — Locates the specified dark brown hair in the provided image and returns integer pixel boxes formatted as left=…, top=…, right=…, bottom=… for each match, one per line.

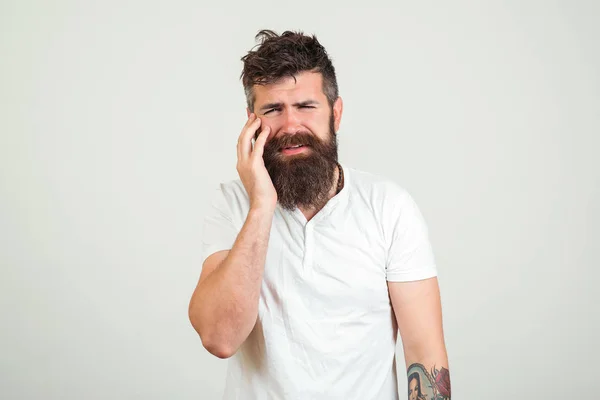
left=240, top=29, right=339, bottom=111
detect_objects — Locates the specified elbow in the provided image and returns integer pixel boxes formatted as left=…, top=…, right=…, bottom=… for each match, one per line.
left=188, top=300, right=240, bottom=359
left=195, top=327, right=236, bottom=358
left=190, top=316, right=236, bottom=359
left=202, top=337, right=235, bottom=359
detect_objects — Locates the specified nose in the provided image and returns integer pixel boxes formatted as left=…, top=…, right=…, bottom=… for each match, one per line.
left=280, top=108, right=303, bottom=135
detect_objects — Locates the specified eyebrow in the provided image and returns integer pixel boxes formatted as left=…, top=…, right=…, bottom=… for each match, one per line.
left=258, top=100, right=319, bottom=112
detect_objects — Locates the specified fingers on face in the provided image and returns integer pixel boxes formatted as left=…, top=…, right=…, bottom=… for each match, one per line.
left=238, top=114, right=262, bottom=160
left=253, top=125, right=271, bottom=157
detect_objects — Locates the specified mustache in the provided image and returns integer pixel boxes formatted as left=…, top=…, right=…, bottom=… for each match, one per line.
left=264, top=132, right=323, bottom=151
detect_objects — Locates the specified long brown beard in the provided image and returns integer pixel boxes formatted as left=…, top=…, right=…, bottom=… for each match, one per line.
left=262, top=115, right=338, bottom=211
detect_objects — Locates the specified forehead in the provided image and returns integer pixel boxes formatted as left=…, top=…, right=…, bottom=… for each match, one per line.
left=253, top=71, right=326, bottom=105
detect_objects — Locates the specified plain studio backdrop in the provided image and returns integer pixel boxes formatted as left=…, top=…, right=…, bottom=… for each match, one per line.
left=1, top=1, right=598, bottom=399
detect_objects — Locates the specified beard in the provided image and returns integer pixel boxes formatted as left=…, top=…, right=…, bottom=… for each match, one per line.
left=262, top=114, right=338, bottom=211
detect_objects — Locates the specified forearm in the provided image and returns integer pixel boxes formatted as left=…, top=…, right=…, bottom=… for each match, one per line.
left=193, top=206, right=274, bottom=356
left=404, top=347, right=451, bottom=399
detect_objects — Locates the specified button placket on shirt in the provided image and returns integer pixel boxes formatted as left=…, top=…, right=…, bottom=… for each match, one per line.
left=302, top=223, right=314, bottom=272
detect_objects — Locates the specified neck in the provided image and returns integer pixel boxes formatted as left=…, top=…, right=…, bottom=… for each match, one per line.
left=298, top=163, right=341, bottom=221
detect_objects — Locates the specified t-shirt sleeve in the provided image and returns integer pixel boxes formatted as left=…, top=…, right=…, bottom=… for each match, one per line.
left=385, top=188, right=438, bottom=282
left=200, top=185, right=239, bottom=267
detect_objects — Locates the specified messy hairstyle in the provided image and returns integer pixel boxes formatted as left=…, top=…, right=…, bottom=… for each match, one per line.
left=240, top=29, right=339, bottom=112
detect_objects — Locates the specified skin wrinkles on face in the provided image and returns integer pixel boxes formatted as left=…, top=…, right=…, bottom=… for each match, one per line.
left=248, top=71, right=343, bottom=211
left=252, top=72, right=335, bottom=140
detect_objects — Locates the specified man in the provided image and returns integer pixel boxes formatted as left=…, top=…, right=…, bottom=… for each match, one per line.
left=189, top=30, right=451, bottom=399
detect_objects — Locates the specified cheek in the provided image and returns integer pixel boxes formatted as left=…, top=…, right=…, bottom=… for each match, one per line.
left=303, top=119, right=327, bottom=136
left=262, top=121, right=280, bottom=137
left=314, top=114, right=330, bottom=128
left=254, top=123, right=273, bottom=140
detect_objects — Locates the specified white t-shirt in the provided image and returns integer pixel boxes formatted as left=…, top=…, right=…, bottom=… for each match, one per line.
left=201, top=163, right=438, bottom=400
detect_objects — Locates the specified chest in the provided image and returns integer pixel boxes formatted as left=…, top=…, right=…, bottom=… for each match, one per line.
left=260, top=211, right=391, bottom=323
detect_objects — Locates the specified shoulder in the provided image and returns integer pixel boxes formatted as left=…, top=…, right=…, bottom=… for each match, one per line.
left=345, top=165, right=411, bottom=207
left=345, top=166, right=431, bottom=245
left=210, top=178, right=250, bottom=226
left=344, top=166, right=426, bottom=230
left=216, top=178, right=248, bottom=203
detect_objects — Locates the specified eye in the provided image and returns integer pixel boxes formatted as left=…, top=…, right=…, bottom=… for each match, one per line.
left=263, top=108, right=279, bottom=115
left=300, top=105, right=315, bottom=109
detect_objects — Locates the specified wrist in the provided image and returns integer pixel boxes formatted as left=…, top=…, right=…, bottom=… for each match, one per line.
left=249, top=203, right=276, bottom=216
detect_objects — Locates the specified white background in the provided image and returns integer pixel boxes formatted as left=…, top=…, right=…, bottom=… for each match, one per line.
left=1, top=1, right=598, bottom=399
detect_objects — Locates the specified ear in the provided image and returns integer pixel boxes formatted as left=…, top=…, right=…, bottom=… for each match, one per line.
left=333, top=96, right=343, bottom=133
left=246, top=107, right=251, bottom=118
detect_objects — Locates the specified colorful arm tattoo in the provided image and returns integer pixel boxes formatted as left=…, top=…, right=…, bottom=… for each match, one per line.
left=407, top=363, right=451, bottom=400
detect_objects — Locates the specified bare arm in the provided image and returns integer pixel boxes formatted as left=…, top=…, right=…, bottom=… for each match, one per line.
left=188, top=205, right=274, bottom=358
left=389, top=277, right=451, bottom=399
left=189, top=114, right=276, bottom=358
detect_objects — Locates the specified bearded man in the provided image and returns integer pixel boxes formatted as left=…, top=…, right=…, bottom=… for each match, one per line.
left=189, top=29, right=451, bottom=400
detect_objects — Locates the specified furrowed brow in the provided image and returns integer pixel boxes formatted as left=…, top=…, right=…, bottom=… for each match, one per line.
left=259, top=102, right=283, bottom=112
left=293, top=100, right=319, bottom=107
left=259, top=100, right=319, bottom=112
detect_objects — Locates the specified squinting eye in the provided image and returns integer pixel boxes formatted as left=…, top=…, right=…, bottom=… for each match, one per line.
left=300, top=106, right=315, bottom=109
